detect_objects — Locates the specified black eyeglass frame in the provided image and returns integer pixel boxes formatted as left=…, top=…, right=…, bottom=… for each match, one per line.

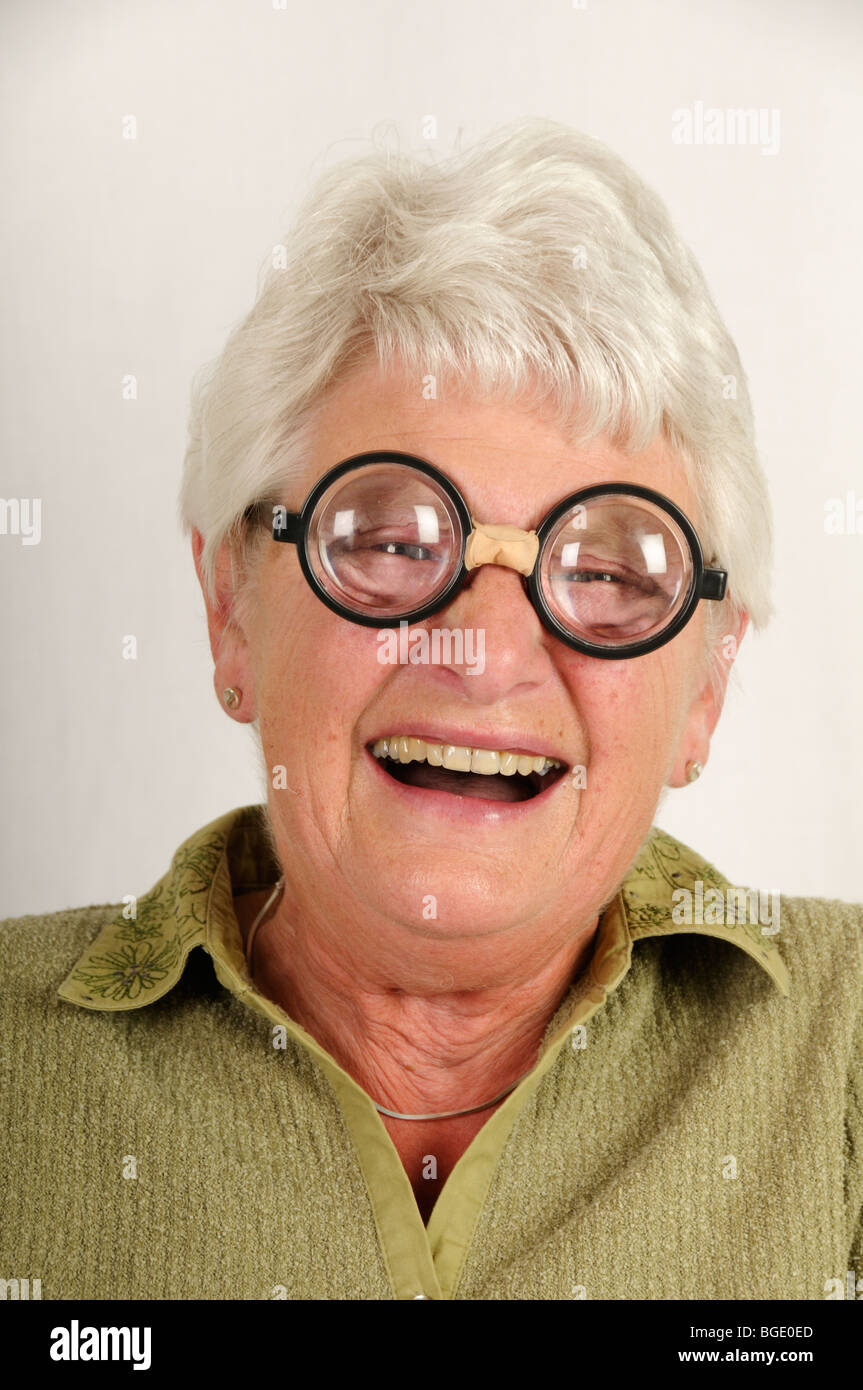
left=269, top=449, right=728, bottom=660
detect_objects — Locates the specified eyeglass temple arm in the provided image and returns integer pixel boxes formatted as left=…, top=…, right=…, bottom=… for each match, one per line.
left=272, top=511, right=302, bottom=544
left=700, top=569, right=727, bottom=600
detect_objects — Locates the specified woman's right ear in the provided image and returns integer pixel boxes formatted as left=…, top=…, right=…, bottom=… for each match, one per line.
left=191, top=529, right=257, bottom=721
left=191, top=530, right=243, bottom=655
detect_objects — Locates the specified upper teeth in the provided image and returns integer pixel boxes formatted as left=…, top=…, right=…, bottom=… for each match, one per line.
left=371, top=736, right=562, bottom=777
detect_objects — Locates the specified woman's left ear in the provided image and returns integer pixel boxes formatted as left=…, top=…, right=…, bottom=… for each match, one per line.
left=667, top=608, right=749, bottom=788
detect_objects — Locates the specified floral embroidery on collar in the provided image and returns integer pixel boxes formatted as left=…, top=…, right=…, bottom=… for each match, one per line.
left=57, top=808, right=243, bottom=1011
left=622, top=828, right=789, bottom=995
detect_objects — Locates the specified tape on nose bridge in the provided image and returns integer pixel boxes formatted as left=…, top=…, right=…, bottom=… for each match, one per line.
left=463, top=523, right=539, bottom=577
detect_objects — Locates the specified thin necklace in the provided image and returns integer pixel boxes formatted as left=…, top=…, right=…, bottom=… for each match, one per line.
left=243, top=877, right=532, bottom=1121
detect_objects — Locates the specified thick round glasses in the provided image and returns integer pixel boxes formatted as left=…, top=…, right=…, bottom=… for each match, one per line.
left=269, top=451, right=727, bottom=659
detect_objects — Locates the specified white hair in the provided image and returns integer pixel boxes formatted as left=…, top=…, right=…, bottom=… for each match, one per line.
left=179, top=118, right=772, bottom=692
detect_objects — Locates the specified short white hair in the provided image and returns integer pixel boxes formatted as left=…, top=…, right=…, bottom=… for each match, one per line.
left=179, top=117, right=772, bottom=683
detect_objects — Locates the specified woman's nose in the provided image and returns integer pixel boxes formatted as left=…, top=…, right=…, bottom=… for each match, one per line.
left=429, top=560, right=555, bottom=699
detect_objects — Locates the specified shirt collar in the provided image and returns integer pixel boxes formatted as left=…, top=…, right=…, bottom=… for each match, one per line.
left=57, top=803, right=790, bottom=1016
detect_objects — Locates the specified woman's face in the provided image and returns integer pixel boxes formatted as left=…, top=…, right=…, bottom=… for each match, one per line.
left=204, top=358, right=735, bottom=969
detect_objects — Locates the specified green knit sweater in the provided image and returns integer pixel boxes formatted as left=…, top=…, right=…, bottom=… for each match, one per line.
left=1, top=804, right=861, bottom=1300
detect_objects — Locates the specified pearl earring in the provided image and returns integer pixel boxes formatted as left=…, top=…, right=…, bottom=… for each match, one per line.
left=685, top=760, right=703, bottom=783
left=222, top=688, right=241, bottom=710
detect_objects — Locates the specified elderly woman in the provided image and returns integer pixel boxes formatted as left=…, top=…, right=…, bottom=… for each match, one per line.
left=2, top=119, right=861, bottom=1304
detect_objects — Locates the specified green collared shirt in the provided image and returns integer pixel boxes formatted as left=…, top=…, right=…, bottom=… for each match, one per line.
left=2, top=804, right=862, bottom=1299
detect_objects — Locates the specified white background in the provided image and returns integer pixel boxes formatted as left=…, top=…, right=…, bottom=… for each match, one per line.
left=1, top=0, right=861, bottom=917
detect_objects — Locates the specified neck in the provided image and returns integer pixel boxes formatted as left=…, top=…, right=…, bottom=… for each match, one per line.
left=236, top=884, right=599, bottom=1119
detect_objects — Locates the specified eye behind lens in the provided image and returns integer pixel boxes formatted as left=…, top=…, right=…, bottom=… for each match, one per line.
left=537, top=492, right=696, bottom=648
left=303, top=460, right=467, bottom=619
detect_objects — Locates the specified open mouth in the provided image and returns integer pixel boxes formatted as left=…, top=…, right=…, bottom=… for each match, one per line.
left=369, top=736, right=568, bottom=803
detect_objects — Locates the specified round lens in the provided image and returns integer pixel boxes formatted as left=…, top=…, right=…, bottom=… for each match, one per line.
left=539, top=493, right=695, bottom=647
left=305, top=462, right=465, bottom=619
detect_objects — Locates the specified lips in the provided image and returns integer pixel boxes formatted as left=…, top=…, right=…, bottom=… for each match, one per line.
left=366, top=731, right=569, bottom=803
